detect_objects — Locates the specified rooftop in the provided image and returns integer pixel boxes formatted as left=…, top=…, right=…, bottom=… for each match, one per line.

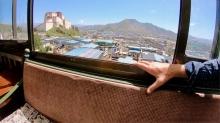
left=141, top=52, right=168, bottom=62
left=95, top=39, right=114, bottom=46
left=129, top=50, right=141, bottom=53
left=81, top=43, right=99, bottom=49
left=73, top=37, right=92, bottom=43
left=117, top=56, right=137, bottom=64
left=65, top=48, right=103, bottom=59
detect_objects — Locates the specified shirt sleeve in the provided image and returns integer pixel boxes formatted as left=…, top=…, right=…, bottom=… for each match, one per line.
left=185, top=59, right=220, bottom=88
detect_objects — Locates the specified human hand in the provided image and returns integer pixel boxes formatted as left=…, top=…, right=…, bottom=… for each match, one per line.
left=136, top=61, right=187, bottom=94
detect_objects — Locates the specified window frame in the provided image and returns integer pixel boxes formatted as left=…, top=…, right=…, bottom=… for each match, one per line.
left=211, top=0, right=220, bottom=58
left=184, top=0, right=220, bottom=61
left=173, top=0, right=191, bottom=64
left=27, top=0, right=220, bottom=94
left=0, top=0, right=28, bottom=42
left=12, top=0, right=17, bottom=39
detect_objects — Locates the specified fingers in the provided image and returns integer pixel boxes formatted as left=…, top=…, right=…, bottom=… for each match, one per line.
left=136, top=62, right=149, bottom=69
left=146, top=79, right=165, bottom=94
left=136, top=62, right=152, bottom=74
left=139, top=61, right=152, bottom=65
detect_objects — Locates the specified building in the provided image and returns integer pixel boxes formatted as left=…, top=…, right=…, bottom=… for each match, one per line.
left=44, top=12, right=72, bottom=31
left=127, top=46, right=141, bottom=60
left=36, top=12, right=72, bottom=31
left=127, top=45, right=168, bottom=62
left=95, top=39, right=116, bottom=59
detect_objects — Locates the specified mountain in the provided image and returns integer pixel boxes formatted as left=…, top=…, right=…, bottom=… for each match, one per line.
left=79, top=19, right=213, bottom=43
left=0, top=24, right=12, bottom=32
left=79, top=19, right=177, bottom=41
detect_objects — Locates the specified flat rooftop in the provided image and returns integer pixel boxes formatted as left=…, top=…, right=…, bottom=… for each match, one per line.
left=65, top=48, right=103, bottom=59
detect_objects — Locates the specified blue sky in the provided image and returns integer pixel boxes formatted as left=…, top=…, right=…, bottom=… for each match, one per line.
left=0, top=0, right=12, bottom=24
left=34, top=0, right=180, bottom=31
left=0, top=0, right=217, bottom=40
left=0, top=0, right=27, bottom=26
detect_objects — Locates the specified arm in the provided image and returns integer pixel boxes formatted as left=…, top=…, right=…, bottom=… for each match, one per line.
left=185, top=59, right=220, bottom=88
left=136, top=59, right=220, bottom=94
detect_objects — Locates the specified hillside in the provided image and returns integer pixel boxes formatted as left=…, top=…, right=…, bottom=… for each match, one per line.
left=46, top=26, right=80, bottom=37
left=79, top=19, right=177, bottom=41
left=80, top=19, right=212, bottom=43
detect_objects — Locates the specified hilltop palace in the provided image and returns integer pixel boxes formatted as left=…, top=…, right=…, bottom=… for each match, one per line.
left=36, top=12, right=72, bottom=31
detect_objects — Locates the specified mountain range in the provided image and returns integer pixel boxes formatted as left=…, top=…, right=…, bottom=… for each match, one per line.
left=79, top=19, right=177, bottom=40
left=79, top=19, right=212, bottom=44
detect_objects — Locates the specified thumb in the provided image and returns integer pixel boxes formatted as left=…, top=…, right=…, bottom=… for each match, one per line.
left=146, top=79, right=165, bottom=94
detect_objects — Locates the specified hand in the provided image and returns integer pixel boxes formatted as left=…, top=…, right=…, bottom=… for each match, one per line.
left=136, top=61, right=187, bottom=94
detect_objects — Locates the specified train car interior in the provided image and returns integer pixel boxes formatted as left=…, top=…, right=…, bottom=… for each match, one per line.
left=0, top=0, right=220, bottom=122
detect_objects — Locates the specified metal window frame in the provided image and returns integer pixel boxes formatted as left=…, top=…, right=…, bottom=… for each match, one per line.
left=28, top=0, right=220, bottom=93
left=29, top=0, right=190, bottom=70
left=0, top=0, right=28, bottom=51
left=12, top=0, right=17, bottom=39
left=177, top=0, right=220, bottom=62
left=28, top=0, right=34, bottom=51
left=173, top=0, right=191, bottom=64
left=211, top=0, right=220, bottom=58
left=0, top=0, right=28, bottom=52
left=0, top=0, right=28, bottom=43
left=28, top=0, right=190, bottom=77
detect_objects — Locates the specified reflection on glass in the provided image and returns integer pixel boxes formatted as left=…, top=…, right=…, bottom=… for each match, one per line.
left=0, top=0, right=13, bottom=40
left=186, top=0, right=216, bottom=59
left=34, top=0, right=180, bottom=63
left=0, top=0, right=28, bottom=40
left=17, top=0, right=28, bottom=40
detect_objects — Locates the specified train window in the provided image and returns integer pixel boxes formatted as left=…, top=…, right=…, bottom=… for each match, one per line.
left=33, top=0, right=180, bottom=63
left=16, top=0, right=28, bottom=40
left=186, top=0, right=216, bottom=59
left=0, top=0, right=28, bottom=40
left=0, top=0, right=13, bottom=40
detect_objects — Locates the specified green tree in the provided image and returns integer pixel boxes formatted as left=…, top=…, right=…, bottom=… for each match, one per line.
left=34, top=33, right=44, bottom=51
left=46, top=26, right=80, bottom=38
left=16, top=26, right=23, bottom=33
left=45, top=46, right=52, bottom=52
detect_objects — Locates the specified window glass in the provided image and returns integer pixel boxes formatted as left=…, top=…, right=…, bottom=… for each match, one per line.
left=0, top=0, right=28, bottom=40
left=34, top=0, right=180, bottom=63
left=0, top=0, right=13, bottom=40
left=186, top=0, right=216, bottom=59
left=219, top=47, right=220, bottom=58
left=17, top=0, right=28, bottom=40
